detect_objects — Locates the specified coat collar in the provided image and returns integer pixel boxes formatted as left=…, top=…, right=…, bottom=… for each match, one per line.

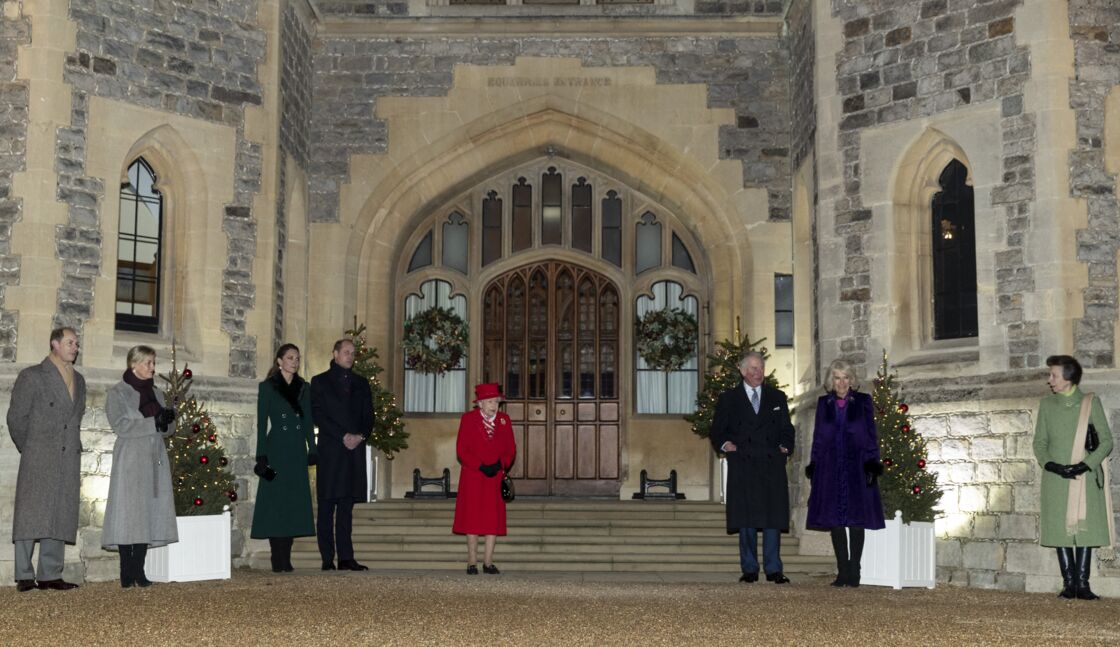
left=39, top=356, right=79, bottom=406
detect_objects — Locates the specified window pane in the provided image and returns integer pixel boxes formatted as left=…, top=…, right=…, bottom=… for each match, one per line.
left=635, top=212, right=661, bottom=274
left=482, top=190, right=502, bottom=266
left=774, top=274, right=793, bottom=310
left=403, top=279, right=468, bottom=412
left=408, top=230, right=432, bottom=272
left=116, top=158, right=162, bottom=333
left=512, top=178, right=532, bottom=253
left=442, top=212, right=468, bottom=274
left=541, top=167, right=562, bottom=245
left=571, top=178, right=592, bottom=253
left=776, top=312, right=794, bottom=348
left=671, top=233, right=696, bottom=273
left=601, top=190, right=621, bottom=267
left=932, top=159, right=978, bottom=339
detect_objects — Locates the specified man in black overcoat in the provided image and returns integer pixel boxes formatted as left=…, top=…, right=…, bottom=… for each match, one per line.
left=710, top=351, right=795, bottom=584
left=311, top=338, right=374, bottom=571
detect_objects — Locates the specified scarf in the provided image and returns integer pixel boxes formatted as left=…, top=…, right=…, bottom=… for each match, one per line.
left=269, top=371, right=305, bottom=417
left=123, top=369, right=162, bottom=418
left=1067, top=393, right=1115, bottom=547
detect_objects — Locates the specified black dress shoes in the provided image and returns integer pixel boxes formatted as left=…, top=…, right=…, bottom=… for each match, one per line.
left=466, top=565, right=479, bottom=575
left=482, top=564, right=500, bottom=575
left=338, top=559, right=369, bottom=571
left=36, top=579, right=79, bottom=591
left=16, top=579, right=36, bottom=592
left=765, top=572, right=790, bottom=584
left=322, top=560, right=336, bottom=571
left=739, top=572, right=759, bottom=583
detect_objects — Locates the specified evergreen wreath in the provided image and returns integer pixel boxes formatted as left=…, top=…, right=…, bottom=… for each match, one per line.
left=402, top=306, right=469, bottom=375
left=635, top=307, right=698, bottom=372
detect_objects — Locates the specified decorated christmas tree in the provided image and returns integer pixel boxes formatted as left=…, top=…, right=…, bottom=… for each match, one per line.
left=686, top=325, right=782, bottom=440
left=346, top=323, right=409, bottom=459
left=872, top=351, right=942, bottom=523
left=160, top=353, right=238, bottom=516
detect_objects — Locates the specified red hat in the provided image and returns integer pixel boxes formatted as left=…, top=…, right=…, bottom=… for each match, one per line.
left=473, top=383, right=503, bottom=402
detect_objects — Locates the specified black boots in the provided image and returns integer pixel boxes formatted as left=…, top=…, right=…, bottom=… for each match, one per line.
left=269, top=537, right=295, bottom=573
left=829, top=528, right=848, bottom=587
left=1075, top=547, right=1099, bottom=601
left=1056, top=547, right=1076, bottom=599
left=119, top=544, right=152, bottom=588
left=830, top=527, right=865, bottom=588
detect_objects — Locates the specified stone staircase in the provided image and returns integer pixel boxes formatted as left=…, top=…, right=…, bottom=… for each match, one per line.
left=289, top=499, right=833, bottom=575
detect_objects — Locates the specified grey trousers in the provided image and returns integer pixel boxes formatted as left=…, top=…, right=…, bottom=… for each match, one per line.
left=14, top=538, right=65, bottom=581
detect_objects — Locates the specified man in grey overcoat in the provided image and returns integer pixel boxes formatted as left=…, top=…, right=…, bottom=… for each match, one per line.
left=7, top=327, right=86, bottom=592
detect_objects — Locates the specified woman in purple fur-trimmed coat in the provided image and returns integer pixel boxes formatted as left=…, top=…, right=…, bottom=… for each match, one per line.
left=805, top=359, right=885, bottom=588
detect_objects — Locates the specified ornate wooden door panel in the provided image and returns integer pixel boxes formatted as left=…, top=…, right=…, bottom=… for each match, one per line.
left=483, top=261, right=620, bottom=496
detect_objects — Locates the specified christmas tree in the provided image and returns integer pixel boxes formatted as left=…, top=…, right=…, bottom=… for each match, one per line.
left=685, top=329, right=781, bottom=440
left=346, top=323, right=409, bottom=459
left=160, top=352, right=238, bottom=516
left=872, top=351, right=942, bottom=523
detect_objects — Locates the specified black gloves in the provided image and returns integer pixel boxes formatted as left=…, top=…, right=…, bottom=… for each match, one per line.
left=1045, top=461, right=1091, bottom=479
left=864, top=460, right=884, bottom=486
left=157, top=407, right=176, bottom=426
left=308, top=454, right=318, bottom=467
left=254, top=455, right=276, bottom=481
left=1062, top=462, right=1090, bottom=479
left=479, top=461, right=502, bottom=478
left=804, top=463, right=814, bottom=480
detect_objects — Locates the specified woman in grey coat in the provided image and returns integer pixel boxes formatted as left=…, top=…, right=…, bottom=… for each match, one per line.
left=101, top=345, right=178, bottom=587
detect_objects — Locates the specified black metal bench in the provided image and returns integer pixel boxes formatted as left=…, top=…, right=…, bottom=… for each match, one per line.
left=632, top=469, right=685, bottom=500
left=404, top=468, right=456, bottom=499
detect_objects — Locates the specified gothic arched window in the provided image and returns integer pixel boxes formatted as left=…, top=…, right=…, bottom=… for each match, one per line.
left=115, top=158, right=163, bottom=333
left=931, top=159, right=977, bottom=340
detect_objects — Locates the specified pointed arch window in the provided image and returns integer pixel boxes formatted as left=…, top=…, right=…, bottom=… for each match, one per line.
left=403, top=279, right=467, bottom=412
left=441, top=213, right=469, bottom=274
left=931, top=159, right=977, bottom=340
left=115, top=158, right=163, bottom=333
left=541, top=167, right=562, bottom=246
left=635, top=280, right=698, bottom=414
left=635, top=212, right=662, bottom=274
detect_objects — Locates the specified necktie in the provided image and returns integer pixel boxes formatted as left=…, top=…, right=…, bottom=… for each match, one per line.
left=750, top=388, right=760, bottom=414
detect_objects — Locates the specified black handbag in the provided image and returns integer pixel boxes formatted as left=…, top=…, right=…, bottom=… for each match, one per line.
left=501, top=474, right=515, bottom=503
left=1086, top=424, right=1099, bottom=453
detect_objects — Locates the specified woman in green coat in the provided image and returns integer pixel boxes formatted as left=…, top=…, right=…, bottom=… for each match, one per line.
left=1033, top=354, right=1114, bottom=600
left=251, top=344, right=317, bottom=572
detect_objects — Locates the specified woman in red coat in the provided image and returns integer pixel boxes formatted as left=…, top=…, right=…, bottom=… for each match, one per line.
left=453, top=383, right=516, bottom=574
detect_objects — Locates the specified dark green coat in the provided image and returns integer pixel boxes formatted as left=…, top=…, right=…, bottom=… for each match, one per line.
left=250, top=375, right=316, bottom=539
left=1033, top=387, right=1114, bottom=547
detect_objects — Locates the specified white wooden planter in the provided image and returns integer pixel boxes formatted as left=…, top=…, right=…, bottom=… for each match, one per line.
left=146, top=510, right=231, bottom=583
left=860, top=510, right=936, bottom=589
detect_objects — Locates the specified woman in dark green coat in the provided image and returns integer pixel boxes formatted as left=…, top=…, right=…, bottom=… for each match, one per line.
left=251, top=343, right=317, bottom=572
left=1033, top=355, right=1113, bottom=600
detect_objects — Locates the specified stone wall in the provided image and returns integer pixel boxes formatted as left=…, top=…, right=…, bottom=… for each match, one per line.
left=62, top=0, right=267, bottom=377
left=1068, top=0, right=1120, bottom=368
left=787, top=0, right=815, bottom=170
left=0, top=5, right=29, bottom=362
left=308, top=35, right=792, bottom=223
left=0, top=371, right=258, bottom=585
left=827, top=0, right=1039, bottom=372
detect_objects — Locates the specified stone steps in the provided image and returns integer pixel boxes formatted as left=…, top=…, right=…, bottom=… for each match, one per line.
left=269, top=500, right=833, bottom=575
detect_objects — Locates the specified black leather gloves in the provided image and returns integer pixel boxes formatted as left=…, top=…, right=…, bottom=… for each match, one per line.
left=479, top=461, right=502, bottom=478
left=308, top=454, right=318, bottom=467
left=1062, top=462, right=1090, bottom=479
left=804, top=463, right=815, bottom=480
left=156, top=407, right=176, bottom=427
left=864, top=460, right=883, bottom=486
left=1046, top=461, right=1091, bottom=479
left=254, top=456, right=277, bottom=481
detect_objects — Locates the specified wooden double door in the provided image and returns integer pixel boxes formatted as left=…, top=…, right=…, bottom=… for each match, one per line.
left=482, top=261, right=622, bottom=496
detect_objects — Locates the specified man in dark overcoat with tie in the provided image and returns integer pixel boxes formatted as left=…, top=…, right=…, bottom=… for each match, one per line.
left=710, top=351, right=796, bottom=583
left=7, top=327, right=87, bottom=592
left=311, top=338, right=374, bottom=571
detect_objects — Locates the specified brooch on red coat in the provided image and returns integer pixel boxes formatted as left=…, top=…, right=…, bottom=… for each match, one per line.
left=499, top=418, right=506, bottom=425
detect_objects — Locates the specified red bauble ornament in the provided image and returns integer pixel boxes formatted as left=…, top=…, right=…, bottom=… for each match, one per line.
left=192, top=423, right=201, bottom=434
left=898, top=403, right=909, bottom=414
left=200, top=455, right=209, bottom=464
left=219, top=457, right=228, bottom=466
left=883, top=458, right=893, bottom=466
left=208, top=434, right=217, bottom=443
left=227, top=490, right=238, bottom=502
left=193, top=497, right=203, bottom=506
left=912, top=486, right=922, bottom=494
left=901, top=424, right=911, bottom=433
left=918, top=459, right=926, bottom=469
left=183, top=368, right=193, bottom=379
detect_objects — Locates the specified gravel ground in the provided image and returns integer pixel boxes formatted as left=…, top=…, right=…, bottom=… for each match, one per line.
left=4, top=569, right=1120, bottom=646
